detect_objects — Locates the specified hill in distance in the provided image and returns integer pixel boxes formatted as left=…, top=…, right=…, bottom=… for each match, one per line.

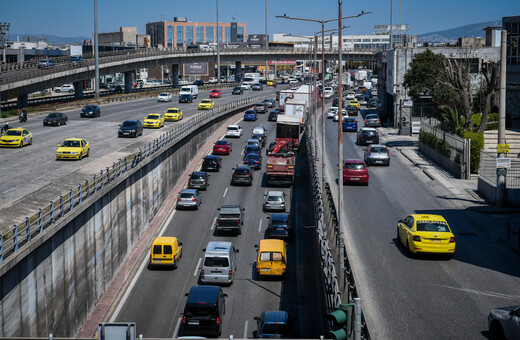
left=417, top=20, right=501, bottom=43
left=9, top=33, right=89, bottom=46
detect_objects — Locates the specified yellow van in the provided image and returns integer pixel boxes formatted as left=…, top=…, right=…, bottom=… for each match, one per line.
left=150, top=236, right=183, bottom=268
left=255, top=239, right=286, bottom=278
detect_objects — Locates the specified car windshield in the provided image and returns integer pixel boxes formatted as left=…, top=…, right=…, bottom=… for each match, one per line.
left=211, top=90, right=219, bottom=93
left=5, top=130, right=22, bottom=136
left=85, top=106, right=96, bottom=110
left=344, top=163, right=365, bottom=170
left=147, top=115, right=160, bottom=119
left=159, top=93, right=169, bottom=96
left=202, top=100, right=211, bottom=103
left=204, top=257, right=229, bottom=267
left=122, top=121, right=137, bottom=127
left=61, top=140, right=80, bottom=148
left=416, top=221, right=450, bottom=232
left=267, top=195, right=283, bottom=201
left=166, top=109, right=179, bottom=113
left=48, top=113, right=60, bottom=117
left=234, top=87, right=241, bottom=90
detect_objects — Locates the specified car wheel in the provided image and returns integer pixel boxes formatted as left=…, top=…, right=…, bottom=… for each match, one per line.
left=69, top=90, right=73, bottom=93
left=29, top=138, right=32, bottom=145
left=86, top=149, right=90, bottom=157
left=79, top=153, right=83, bottom=160
left=19, top=141, right=23, bottom=148
left=55, top=89, right=60, bottom=93
left=489, top=321, right=505, bottom=340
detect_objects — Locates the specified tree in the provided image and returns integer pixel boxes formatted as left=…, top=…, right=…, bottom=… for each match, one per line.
left=443, top=58, right=473, bottom=129
left=477, top=60, right=500, bottom=132
left=439, top=105, right=464, bottom=136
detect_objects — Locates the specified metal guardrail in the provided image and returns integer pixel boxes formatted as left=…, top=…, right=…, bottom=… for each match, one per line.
left=0, top=93, right=267, bottom=263
left=479, top=150, right=520, bottom=188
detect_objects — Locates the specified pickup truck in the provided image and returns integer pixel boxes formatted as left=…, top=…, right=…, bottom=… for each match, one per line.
left=215, top=205, right=245, bottom=235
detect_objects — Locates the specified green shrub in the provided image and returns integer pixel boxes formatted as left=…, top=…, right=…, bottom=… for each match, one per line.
left=419, top=131, right=451, bottom=158
left=463, top=131, right=484, bottom=173
left=1, top=109, right=18, bottom=119
left=487, top=113, right=498, bottom=130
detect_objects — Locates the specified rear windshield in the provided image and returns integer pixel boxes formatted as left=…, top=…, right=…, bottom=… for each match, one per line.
left=153, top=244, right=172, bottom=255
left=262, top=323, right=287, bottom=335
left=370, top=147, right=387, bottom=153
left=204, top=257, right=229, bottom=267
left=252, top=134, right=264, bottom=140
left=344, top=163, right=366, bottom=170
left=271, top=220, right=288, bottom=227
left=267, top=195, right=283, bottom=201
left=191, top=173, right=205, bottom=179
left=362, top=131, right=377, bottom=136
left=259, top=251, right=283, bottom=261
left=416, top=221, right=449, bottom=232
left=180, top=193, right=195, bottom=198
left=227, top=127, right=238, bottom=130
left=366, top=115, right=379, bottom=119
left=234, top=169, right=250, bottom=175
left=216, top=141, right=227, bottom=145
left=204, top=159, right=218, bottom=164
left=184, top=306, right=218, bottom=318
left=343, top=118, right=356, bottom=123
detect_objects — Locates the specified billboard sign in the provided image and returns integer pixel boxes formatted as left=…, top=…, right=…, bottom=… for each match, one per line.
left=183, top=63, right=208, bottom=75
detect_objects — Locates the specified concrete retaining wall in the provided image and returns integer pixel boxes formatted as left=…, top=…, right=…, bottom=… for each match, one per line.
left=418, top=141, right=465, bottom=179
left=0, top=115, right=224, bottom=337
left=478, top=176, right=520, bottom=207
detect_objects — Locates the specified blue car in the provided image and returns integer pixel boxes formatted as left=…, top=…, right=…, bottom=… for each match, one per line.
left=254, top=311, right=289, bottom=338
left=342, top=117, right=358, bottom=132
left=267, top=213, right=292, bottom=239
left=243, top=153, right=262, bottom=169
left=244, top=145, right=261, bottom=156
left=244, top=110, right=258, bottom=121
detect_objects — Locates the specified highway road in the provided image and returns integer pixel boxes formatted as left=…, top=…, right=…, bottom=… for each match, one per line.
left=0, top=86, right=281, bottom=209
left=321, top=105, right=520, bottom=339
left=111, top=109, right=327, bottom=338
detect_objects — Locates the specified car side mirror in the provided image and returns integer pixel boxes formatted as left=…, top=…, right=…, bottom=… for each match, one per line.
left=242, top=208, right=245, bottom=211
left=398, top=219, right=403, bottom=223
left=58, top=144, right=61, bottom=147
left=178, top=242, right=183, bottom=246
left=223, top=293, right=228, bottom=298
left=254, top=317, right=259, bottom=321
left=266, top=216, right=271, bottom=220
left=217, top=208, right=221, bottom=211
left=254, top=244, right=258, bottom=248
left=202, top=248, right=206, bottom=252
left=119, top=124, right=122, bottom=127
left=235, top=249, right=239, bottom=253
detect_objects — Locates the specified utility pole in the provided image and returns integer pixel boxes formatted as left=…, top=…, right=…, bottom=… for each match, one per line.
left=496, top=29, right=507, bottom=207
left=216, top=0, right=220, bottom=84
left=0, top=22, right=10, bottom=64
left=94, top=0, right=100, bottom=100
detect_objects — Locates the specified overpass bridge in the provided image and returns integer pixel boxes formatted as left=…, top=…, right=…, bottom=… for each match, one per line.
left=0, top=47, right=379, bottom=108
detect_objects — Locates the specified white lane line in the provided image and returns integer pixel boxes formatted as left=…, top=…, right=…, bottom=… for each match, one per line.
left=241, top=148, right=244, bottom=156
left=2, top=186, right=18, bottom=194
left=193, top=258, right=202, bottom=276
left=35, top=175, right=45, bottom=181
left=258, top=219, right=263, bottom=232
left=172, top=317, right=182, bottom=338
left=264, top=189, right=267, bottom=197
left=243, top=320, right=249, bottom=339
left=211, top=217, right=217, bottom=230
left=160, top=210, right=177, bottom=237
left=223, top=187, right=228, bottom=198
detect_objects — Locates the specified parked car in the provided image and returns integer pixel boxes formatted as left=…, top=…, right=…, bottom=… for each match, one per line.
left=178, top=93, right=194, bottom=103
left=232, top=86, right=244, bottom=95
left=43, top=112, right=68, bottom=126
left=202, top=155, right=222, bottom=172
left=244, top=110, right=258, bottom=121
left=53, top=84, right=75, bottom=93
left=364, top=144, right=390, bottom=166
left=266, top=214, right=292, bottom=239
left=118, top=120, right=143, bottom=137
left=342, top=117, right=358, bottom=132
left=109, top=84, right=123, bottom=93
left=176, top=189, right=202, bottom=210
left=231, top=165, right=254, bottom=186
left=157, top=92, right=173, bottom=102
left=81, top=105, right=101, bottom=118
left=188, top=171, right=209, bottom=190
left=364, top=113, right=381, bottom=127
left=263, top=191, right=287, bottom=212
left=357, top=127, right=379, bottom=146
left=343, top=159, right=369, bottom=185
left=225, top=125, right=243, bottom=138
left=488, top=305, right=520, bottom=340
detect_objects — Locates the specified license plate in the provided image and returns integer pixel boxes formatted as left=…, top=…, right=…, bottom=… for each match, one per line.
left=123, top=132, right=129, bottom=135
left=261, top=268, right=270, bottom=272
left=211, top=271, right=221, bottom=274
left=188, top=321, right=199, bottom=325
left=350, top=177, right=359, bottom=180
left=431, top=239, right=442, bottom=242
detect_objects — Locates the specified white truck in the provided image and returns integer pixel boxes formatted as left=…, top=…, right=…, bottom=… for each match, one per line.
left=356, top=70, right=367, bottom=81
left=278, top=90, right=294, bottom=112
left=244, top=72, right=260, bottom=84
left=179, top=85, right=199, bottom=98
left=284, top=99, right=307, bottom=124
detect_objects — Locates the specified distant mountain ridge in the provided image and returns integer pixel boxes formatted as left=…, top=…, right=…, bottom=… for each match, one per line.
left=417, top=20, right=501, bottom=43
left=9, top=33, right=89, bottom=45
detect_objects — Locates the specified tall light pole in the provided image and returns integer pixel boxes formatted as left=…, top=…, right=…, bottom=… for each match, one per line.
left=265, top=0, right=269, bottom=80
left=338, top=0, right=344, bottom=252
left=94, top=0, right=100, bottom=100
left=216, top=0, right=220, bottom=84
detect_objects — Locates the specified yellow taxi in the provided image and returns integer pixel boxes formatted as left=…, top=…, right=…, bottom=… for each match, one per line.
left=56, top=138, right=90, bottom=160
left=267, top=80, right=276, bottom=87
left=397, top=214, right=455, bottom=258
left=198, top=99, right=215, bottom=110
left=349, top=99, right=360, bottom=109
left=164, top=108, right=183, bottom=121
left=0, top=128, right=33, bottom=148
left=150, top=236, right=183, bottom=268
left=143, top=113, right=165, bottom=128
left=255, top=239, right=287, bottom=278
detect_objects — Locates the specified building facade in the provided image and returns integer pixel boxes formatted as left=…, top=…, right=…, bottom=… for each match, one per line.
left=98, top=27, right=150, bottom=48
left=146, top=18, right=246, bottom=48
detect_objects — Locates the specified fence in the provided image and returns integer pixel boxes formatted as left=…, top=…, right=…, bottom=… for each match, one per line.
left=0, top=93, right=267, bottom=263
left=479, top=150, right=520, bottom=188
left=420, top=121, right=471, bottom=179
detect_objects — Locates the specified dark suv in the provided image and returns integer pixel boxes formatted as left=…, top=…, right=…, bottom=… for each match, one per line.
left=231, top=165, right=254, bottom=186
left=182, top=286, right=227, bottom=337
left=202, top=155, right=222, bottom=172
left=266, top=213, right=292, bottom=239
left=232, top=86, right=244, bottom=95
left=118, top=120, right=143, bottom=138
left=357, top=128, right=379, bottom=146
left=179, top=93, right=194, bottom=103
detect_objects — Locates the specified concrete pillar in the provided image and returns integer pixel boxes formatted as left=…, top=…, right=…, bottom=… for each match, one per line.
left=17, top=94, right=28, bottom=109
left=235, top=61, right=242, bottom=82
left=73, top=80, right=84, bottom=100
left=124, top=71, right=134, bottom=93
left=171, top=64, right=179, bottom=88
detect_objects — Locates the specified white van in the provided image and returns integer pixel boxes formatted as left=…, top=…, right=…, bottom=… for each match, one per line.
left=179, top=85, right=199, bottom=98
left=200, top=241, right=239, bottom=285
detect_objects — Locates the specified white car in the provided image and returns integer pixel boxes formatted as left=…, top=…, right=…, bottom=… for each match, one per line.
left=225, top=125, right=243, bottom=138
left=327, top=107, right=338, bottom=119
left=289, top=79, right=299, bottom=84
left=252, top=126, right=266, bottom=137
left=333, top=110, right=347, bottom=122
left=324, top=87, right=334, bottom=98
left=157, top=92, right=172, bottom=102
left=208, top=77, right=218, bottom=83
left=53, top=84, right=75, bottom=93
left=178, top=79, right=190, bottom=85
left=346, top=92, right=356, bottom=100
left=241, top=82, right=252, bottom=90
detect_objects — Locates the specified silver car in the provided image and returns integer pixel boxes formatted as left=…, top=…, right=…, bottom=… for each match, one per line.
left=263, top=191, right=287, bottom=212
left=488, top=305, right=520, bottom=340
left=364, top=144, right=390, bottom=166
left=176, top=189, right=202, bottom=210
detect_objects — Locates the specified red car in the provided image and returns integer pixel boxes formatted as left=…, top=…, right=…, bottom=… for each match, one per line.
left=209, top=89, right=223, bottom=98
left=343, top=159, right=369, bottom=185
left=213, top=140, right=232, bottom=155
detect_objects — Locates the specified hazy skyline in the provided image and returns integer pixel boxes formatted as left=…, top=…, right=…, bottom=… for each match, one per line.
left=3, top=0, right=519, bottom=39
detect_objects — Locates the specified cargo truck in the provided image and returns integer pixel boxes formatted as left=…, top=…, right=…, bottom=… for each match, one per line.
left=284, top=99, right=307, bottom=124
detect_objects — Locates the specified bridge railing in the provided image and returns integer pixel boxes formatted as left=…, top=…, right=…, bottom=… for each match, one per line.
left=0, top=93, right=267, bottom=264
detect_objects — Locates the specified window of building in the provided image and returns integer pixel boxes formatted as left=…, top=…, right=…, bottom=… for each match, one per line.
left=206, top=26, right=214, bottom=43
left=186, top=26, right=193, bottom=45
left=363, top=39, right=371, bottom=42
left=167, top=25, right=173, bottom=46
left=177, top=26, right=183, bottom=47
left=238, top=27, right=244, bottom=42
left=372, top=39, right=381, bottom=42
left=218, top=26, right=223, bottom=43
left=225, top=27, right=231, bottom=43
left=353, top=39, right=361, bottom=42
left=196, top=26, right=203, bottom=44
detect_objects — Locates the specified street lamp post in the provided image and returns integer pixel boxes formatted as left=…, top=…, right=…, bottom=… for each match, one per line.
left=216, top=0, right=220, bottom=84
left=94, top=0, right=100, bottom=100
left=265, top=0, right=269, bottom=81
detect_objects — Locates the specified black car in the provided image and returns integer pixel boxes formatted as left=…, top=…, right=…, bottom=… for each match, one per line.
left=232, top=86, right=244, bottom=95
left=252, top=133, right=266, bottom=147
left=268, top=110, right=279, bottom=122
left=193, top=80, right=204, bottom=86
left=252, top=83, right=263, bottom=91
left=231, top=165, right=254, bottom=186
left=109, top=84, right=123, bottom=93
left=81, top=105, right=101, bottom=118
left=333, top=97, right=346, bottom=108
left=243, top=153, right=262, bottom=170
left=182, top=286, right=226, bottom=337
left=187, top=171, right=209, bottom=190
left=118, top=120, right=143, bottom=138
left=201, top=155, right=222, bottom=172
left=179, top=93, right=194, bottom=103
left=346, top=105, right=358, bottom=116
left=357, top=128, right=379, bottom=146
left=43, top=112, right=68, bottom=126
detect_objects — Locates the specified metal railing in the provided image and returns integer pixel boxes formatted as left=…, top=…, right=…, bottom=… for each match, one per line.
left=479, top=150, right=520, bottom=188
left=0, top=93, right=268, bottom=263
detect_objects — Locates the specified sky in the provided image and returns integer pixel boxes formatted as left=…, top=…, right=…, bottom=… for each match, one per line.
left=2, top=0, right=519, bottom=39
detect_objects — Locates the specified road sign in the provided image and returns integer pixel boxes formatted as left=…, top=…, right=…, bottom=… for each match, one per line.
left=496, top=158, right=511, bottom=169
left=497, top=144, right=509, bottom=153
